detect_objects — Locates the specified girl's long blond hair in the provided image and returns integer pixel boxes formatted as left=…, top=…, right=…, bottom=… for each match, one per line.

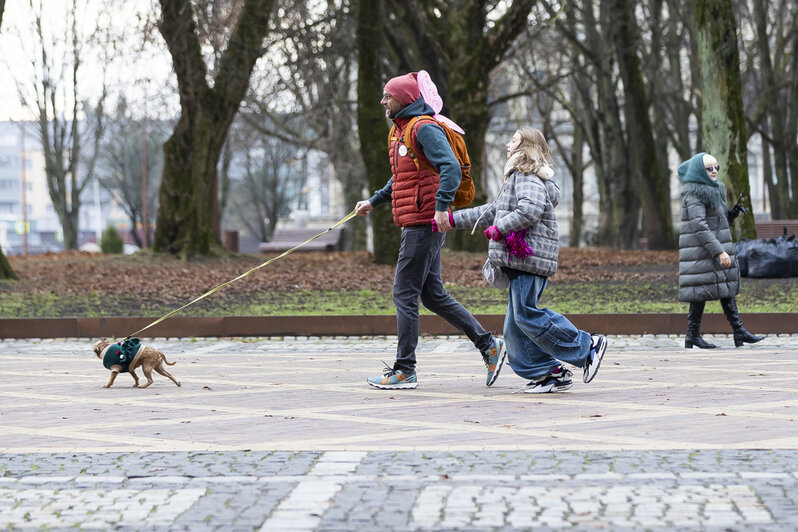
left=507, top=127, right=555, bottom=176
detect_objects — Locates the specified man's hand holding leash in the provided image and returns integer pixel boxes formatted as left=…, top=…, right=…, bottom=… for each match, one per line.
left=355, top=200, right=373, bottom=216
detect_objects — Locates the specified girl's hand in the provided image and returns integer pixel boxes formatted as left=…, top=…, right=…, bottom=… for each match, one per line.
left=484, top=226, right=502, bottom=241
left=718, top=251, right=731, bottom=268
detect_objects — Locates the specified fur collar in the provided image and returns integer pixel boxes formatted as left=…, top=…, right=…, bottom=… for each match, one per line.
left=681, top=181, right=726, bottom=209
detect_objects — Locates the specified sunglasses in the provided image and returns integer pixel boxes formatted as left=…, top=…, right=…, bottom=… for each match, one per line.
left=705, top=165, right=720, bottom=172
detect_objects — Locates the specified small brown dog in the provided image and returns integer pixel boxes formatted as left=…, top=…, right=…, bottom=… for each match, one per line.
left=93, top=337, right=181, bottom=389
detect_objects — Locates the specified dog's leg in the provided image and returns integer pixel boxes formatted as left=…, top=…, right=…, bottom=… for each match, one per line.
left=155, top=364, right=181, bottom=387
left=103, top=371, right=119, bottom=388
left=129, top=368, right=140, bottom=388
left=138, top=366, right=154, bottom=389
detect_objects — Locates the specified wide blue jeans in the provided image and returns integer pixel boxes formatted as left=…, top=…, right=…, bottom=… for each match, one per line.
left=504, top=272, right=592, bottom=380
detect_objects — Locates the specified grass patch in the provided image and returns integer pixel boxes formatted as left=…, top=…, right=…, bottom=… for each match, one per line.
left=2, top=277, right=795, bottom=318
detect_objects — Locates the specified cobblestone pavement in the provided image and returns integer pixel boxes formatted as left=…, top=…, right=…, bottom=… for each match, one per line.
left=1, top=334, right=797, bottom=530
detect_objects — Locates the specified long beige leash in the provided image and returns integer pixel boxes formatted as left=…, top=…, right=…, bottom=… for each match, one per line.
left=125, top=210, right=358, bottom=339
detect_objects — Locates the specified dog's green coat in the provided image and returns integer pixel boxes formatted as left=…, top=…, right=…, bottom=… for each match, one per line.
left=102, top=337, right=142, bottom=373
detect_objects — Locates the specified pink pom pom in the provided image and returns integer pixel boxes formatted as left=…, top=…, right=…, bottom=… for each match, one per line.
left=505, top=229, right=534, bottom=263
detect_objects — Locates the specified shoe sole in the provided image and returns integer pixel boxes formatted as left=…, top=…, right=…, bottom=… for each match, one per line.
left=584, top=336, right=607, bottom=383
left=367, top=380, right=418, bottom=390
left=522, top=381, right=573, bottom=394
left=486, top=343, right=508, bottom=387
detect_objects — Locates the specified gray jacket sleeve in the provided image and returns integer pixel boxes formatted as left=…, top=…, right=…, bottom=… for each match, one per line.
left=494, top=174, right=546, bottom=234
left=452, top=203, right=497, bottom=233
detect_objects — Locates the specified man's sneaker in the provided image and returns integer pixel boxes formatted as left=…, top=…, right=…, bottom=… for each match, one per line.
left=584, top=334, right=607, bottom=383
left=367, top=367, right=418, bottom=389
left=482, top=337, right=508, bottom=387
left=521, top=365, right=573, bottom=393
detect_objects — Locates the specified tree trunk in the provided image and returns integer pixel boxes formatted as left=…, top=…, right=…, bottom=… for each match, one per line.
left=356, top=0, right=400, bottom=264
left=0, top=245, right=16, bottom=280
left=447, top=93, right=490, bottom=253
left=695, top=0, right=756, bottom=239
left=329, top=59, right=368, bottom=252
left=753, top=0, right=792, bottom=221
left=788, top=25, right=798, bottom=217
left=153, top=0, right=275, bottom=257
left=609, top=0, right=674, bottom=249
left=761, top=133, right=784, bottom=219
left=155, top=111, right=226, bottom=255
left=569, top=114, right=585, bottom=247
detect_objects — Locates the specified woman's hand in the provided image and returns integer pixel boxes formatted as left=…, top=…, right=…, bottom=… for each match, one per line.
left=718, top=251, right=731, bottom=268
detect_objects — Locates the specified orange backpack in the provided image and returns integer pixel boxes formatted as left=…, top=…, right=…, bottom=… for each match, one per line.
left=389, top=115, right=476, bottom=208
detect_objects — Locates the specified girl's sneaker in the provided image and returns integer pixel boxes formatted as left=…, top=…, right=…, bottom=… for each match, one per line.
left=584, top=334, right=607, bottom=383
left=521, top=365, right=573, bottom=393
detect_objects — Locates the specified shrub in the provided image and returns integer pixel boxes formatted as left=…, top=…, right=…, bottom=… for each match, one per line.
left=100, top=226, right=124, bottom=254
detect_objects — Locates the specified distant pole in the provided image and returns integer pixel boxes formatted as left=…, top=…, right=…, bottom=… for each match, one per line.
left=19, top=122, right=28, bottom=256
left=94, top=179, right=101, bottom=243
left=141, top=106, right=148, bottom=247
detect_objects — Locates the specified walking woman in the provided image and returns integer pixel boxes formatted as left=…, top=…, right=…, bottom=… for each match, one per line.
left=438, top=127, right=607, bottom=392
left=678, top=152, right=763, bottom=348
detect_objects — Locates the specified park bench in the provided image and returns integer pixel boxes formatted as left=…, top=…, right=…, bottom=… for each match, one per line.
left=755, top=219, right=798, bottom=240
left=258, top=226, right=344, bottom=253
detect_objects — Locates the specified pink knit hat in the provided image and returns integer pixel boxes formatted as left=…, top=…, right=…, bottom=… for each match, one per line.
left=384, top=72, right=420, bottom=106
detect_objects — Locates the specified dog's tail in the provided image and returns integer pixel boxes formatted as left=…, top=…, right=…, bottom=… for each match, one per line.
left=162, top=355, right=176, bottom=366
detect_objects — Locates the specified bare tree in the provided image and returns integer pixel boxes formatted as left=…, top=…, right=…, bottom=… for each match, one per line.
left=152, top=0, right=276, bottom=257
left=243, top=0, right=368, bottom=252
left=1, top=0, right=17, bottom=279
left=16, top=0, right=107, bottom=250
left=97, top=99, right=167, bottom=248
left=356, top=0, right=400, bottom=263
left=608, top=0, right=675, bottom=249
left=226, top=131, right=296, bottom=242
left=748, top=0, right=798, bottom=218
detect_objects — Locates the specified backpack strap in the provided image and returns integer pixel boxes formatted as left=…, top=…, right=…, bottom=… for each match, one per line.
left=403, top=115, right=438, bottom=171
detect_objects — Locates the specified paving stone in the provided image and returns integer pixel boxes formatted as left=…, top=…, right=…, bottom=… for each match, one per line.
left=2, top=335, right=798, bottom=529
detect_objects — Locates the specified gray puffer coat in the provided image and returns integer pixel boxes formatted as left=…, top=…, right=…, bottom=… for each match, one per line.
left=453, top=170, right=560, bottom=278
left=678, top=184, right=741, bottom=302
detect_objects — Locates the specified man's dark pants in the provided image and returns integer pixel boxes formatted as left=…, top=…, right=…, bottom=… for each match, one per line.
left=392, top=226, right=493, bottom=373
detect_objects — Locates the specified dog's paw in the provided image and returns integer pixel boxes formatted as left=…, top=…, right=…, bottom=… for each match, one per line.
left=102, top=384, right=110, bottom=388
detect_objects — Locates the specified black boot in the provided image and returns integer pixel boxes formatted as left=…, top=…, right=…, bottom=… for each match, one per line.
left=685, top=301, right=717, bottom=349
left=720, top=297, right=764, bottom=347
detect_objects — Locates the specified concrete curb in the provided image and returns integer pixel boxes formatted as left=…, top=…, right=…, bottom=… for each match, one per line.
left=1, top=313, right=795, bottom=339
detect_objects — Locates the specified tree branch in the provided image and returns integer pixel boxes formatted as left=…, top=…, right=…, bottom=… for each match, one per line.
left=158, top=0, right=212, bottom=109
left=213, top=0, right=276, bottom=118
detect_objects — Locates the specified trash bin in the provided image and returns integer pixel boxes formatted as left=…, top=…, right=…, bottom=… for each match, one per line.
left=223, top=230, right=239, bottom=253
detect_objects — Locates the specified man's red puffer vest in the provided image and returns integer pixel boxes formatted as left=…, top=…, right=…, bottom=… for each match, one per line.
left=389, top=116, right=439, bottom=227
